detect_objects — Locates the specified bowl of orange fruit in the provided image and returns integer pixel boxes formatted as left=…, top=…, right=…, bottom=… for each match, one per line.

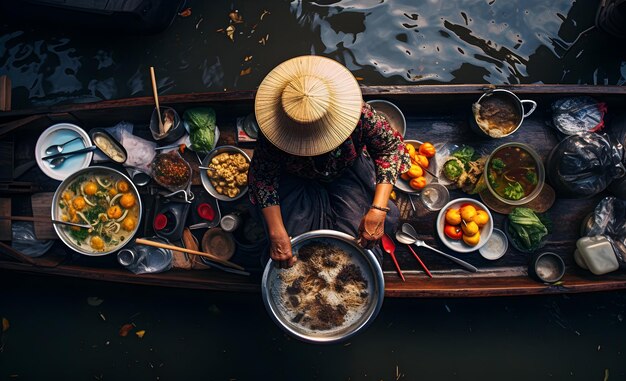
left=436, top=198, right=493, bottom=253
left=396, top=140, right=437, bottom=194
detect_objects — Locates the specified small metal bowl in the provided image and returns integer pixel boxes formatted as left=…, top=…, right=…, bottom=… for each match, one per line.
left=367, top=99, right=406, bottom=137
left=530, top=251, right=565, bottom=283
left=200, top=145, right=250, bottom=202
left=90, top=128, right=127, bottom=164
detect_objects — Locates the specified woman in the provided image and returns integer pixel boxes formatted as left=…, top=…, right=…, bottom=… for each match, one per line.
left=248, top=55, right=410, bottom=268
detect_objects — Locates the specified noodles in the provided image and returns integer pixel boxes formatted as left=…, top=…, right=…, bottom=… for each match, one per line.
left=58, top=172, right=139, bottom=253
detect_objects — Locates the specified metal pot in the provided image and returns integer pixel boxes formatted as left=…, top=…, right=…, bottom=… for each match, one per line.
left=261, top=230, right=384, bottom=344
left=470, top=89, right=537, bottom=138
left=51, top=166, right=143, bottom=256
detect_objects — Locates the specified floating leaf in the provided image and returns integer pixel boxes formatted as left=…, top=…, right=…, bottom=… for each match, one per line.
left=178, top=8, right=192, bottom=17
left=119, top=323, right=134, bottom=337
left=87, top=296, right=104, bottom=307
left=229, top=10, right=243, bottom=23
left=226, top=25, right=235, bottom=41
left=136, top=330, right=146, bottom=339
left=260, top=10, right=270, bottom=20
left=244, top=55, right=253, bottom=62
left=195, top=17, right=204, bottom=29
left=240, top=68, right=252, bottom=76
left=2, top=317, right=9, bottom=332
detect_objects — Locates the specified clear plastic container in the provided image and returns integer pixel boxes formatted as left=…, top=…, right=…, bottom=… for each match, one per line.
left=117, top=237, right=173, bottom=274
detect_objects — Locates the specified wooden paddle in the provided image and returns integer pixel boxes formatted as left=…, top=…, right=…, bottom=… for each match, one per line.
left=135, top=238, right=245, bottom=271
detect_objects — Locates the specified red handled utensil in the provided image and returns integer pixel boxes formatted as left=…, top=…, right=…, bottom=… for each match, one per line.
left=381, top=233, right=405, bottom=281
left=405, top=244, right=433, bottom=278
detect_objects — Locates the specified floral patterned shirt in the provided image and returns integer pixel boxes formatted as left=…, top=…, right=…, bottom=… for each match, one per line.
left=248, top=103, right=411, bottom=208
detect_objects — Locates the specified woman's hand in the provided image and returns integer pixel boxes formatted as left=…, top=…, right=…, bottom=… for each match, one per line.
left=262, top=205, right=297, bottom=268
left=357, top=208, right=386, bottom=249
left=269, top=230, right=297, bottom=268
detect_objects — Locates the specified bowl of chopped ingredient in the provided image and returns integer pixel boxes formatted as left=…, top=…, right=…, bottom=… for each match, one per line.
left=52, top=166, right=142, bottom=256
left=151, top=150, right=192, bottom=193
left=484, top=142, right=545, bottom=206
left=200, top=146, right=250, bottom=202
left=261, top=229, right=384, bottom=343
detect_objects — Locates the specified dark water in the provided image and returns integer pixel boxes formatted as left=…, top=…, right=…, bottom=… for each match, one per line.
left=0, top=0, right=625, bottom=109
left=1, top=1, right=626, bottom=379
left=1, top=272, right=625, bottom=380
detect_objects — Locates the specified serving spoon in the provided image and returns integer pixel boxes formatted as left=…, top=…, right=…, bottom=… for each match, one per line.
left=397, top=223, right=478, bottom=272
left=44, top=136, right=82, bottom=155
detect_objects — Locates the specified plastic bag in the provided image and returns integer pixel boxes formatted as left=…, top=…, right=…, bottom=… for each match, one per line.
left=607, top=113, right=626, bottom=198
left=546, top=133, right=625, bottom=198
left=11, top=222, right=54, bottom=257
left=585, top=197, right=626, bottom=266
left=551, top=96, right=607, bottom=135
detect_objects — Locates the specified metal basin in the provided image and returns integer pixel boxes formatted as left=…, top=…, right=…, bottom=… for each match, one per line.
left=261, top=230, right=384, bottom=344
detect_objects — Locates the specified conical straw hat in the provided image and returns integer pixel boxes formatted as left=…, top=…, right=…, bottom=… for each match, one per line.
left=255, top=55, right=363, bottom=156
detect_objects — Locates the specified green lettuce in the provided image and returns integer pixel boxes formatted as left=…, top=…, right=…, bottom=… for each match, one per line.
left=184, top=107, right=216, bottom=152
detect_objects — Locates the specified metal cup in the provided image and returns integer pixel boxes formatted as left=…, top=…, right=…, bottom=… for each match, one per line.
left=149, top=106, right=184, bottom=143
left=220, top=213, right=241, bottom=232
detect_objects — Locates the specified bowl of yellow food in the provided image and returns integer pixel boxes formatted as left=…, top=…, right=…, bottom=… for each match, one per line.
left=52, top=166, right=142, bottom=256
left=436, top=198, right=493, bottom=253
left=200, top=145, right=251, bottom=202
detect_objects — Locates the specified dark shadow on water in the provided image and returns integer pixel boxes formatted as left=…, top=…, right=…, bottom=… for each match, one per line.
left=1, top=271, right=625, bottom=380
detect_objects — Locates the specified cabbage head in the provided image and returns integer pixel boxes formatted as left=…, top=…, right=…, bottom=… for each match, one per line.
left=184, top=107, right=216, bottom=152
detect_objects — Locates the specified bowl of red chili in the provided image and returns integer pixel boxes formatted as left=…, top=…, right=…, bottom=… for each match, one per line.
left=151, top=150, right=192, bottom=192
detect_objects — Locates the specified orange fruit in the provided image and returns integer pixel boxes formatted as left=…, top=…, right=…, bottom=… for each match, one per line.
left=406, top=143, right=416, bottom=157
left=415, top=154, right=429, bottom=169
left=409, top=176, right=427, bottom=190
left=419, top=142, right=436, bottom=158
left=401, top=172, right=411, bottom=181
left=407, top=164, right=424, bottom=178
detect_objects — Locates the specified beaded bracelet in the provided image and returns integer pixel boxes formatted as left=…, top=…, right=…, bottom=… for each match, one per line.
left=370, top=204, right=390, bottom=213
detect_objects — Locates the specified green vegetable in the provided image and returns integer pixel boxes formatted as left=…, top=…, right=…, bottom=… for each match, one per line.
left=69, top=228, right=89, bottom=243
left=488, top=170, right=498, bottom=189
left=491, top=158, right=505, bottom=172
left=504, top=182, right=525, bottom=200
left=507, top=207, right=549, bottom=252
left=84, top=205, right=106, bottom=223
left=184, top=107, right=216, bottom=152
left=443, top=159, right=464, bottom=180
left=525, top=171, right=538, bottom=185
left=452, top=146, right=475, bottom=165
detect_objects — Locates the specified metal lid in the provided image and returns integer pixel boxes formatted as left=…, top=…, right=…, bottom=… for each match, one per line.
left=479, top=228, right=508, bottom=260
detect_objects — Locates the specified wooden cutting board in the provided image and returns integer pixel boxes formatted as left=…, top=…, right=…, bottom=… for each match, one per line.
left=0, top=198, right=10, bottom=241
left=31, top=192, right=58, bottom=240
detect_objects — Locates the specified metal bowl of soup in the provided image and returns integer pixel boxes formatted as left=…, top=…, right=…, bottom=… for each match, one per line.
left=261, top=230, right=384, bottom=344
left=52, top=166, right=142, bottom=256
left=484, top=142, right=545, bottom=206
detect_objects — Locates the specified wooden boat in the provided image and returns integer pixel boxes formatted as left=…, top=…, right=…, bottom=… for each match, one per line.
left=1, top=84, right=625, bottom=298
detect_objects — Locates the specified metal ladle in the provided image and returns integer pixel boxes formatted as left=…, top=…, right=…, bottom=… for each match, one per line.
left=395, top=223, right=478, bottom=272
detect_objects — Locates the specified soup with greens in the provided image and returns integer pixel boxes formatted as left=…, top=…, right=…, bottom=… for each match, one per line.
left=57, top=170, right=140, bottom=254
left=487, top=146, right=539, bottom=201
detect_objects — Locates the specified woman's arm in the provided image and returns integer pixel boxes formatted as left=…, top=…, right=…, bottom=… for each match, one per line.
left=358, top=183, right=393, bottom=247
left=262, top=205, right=296, bottom=268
